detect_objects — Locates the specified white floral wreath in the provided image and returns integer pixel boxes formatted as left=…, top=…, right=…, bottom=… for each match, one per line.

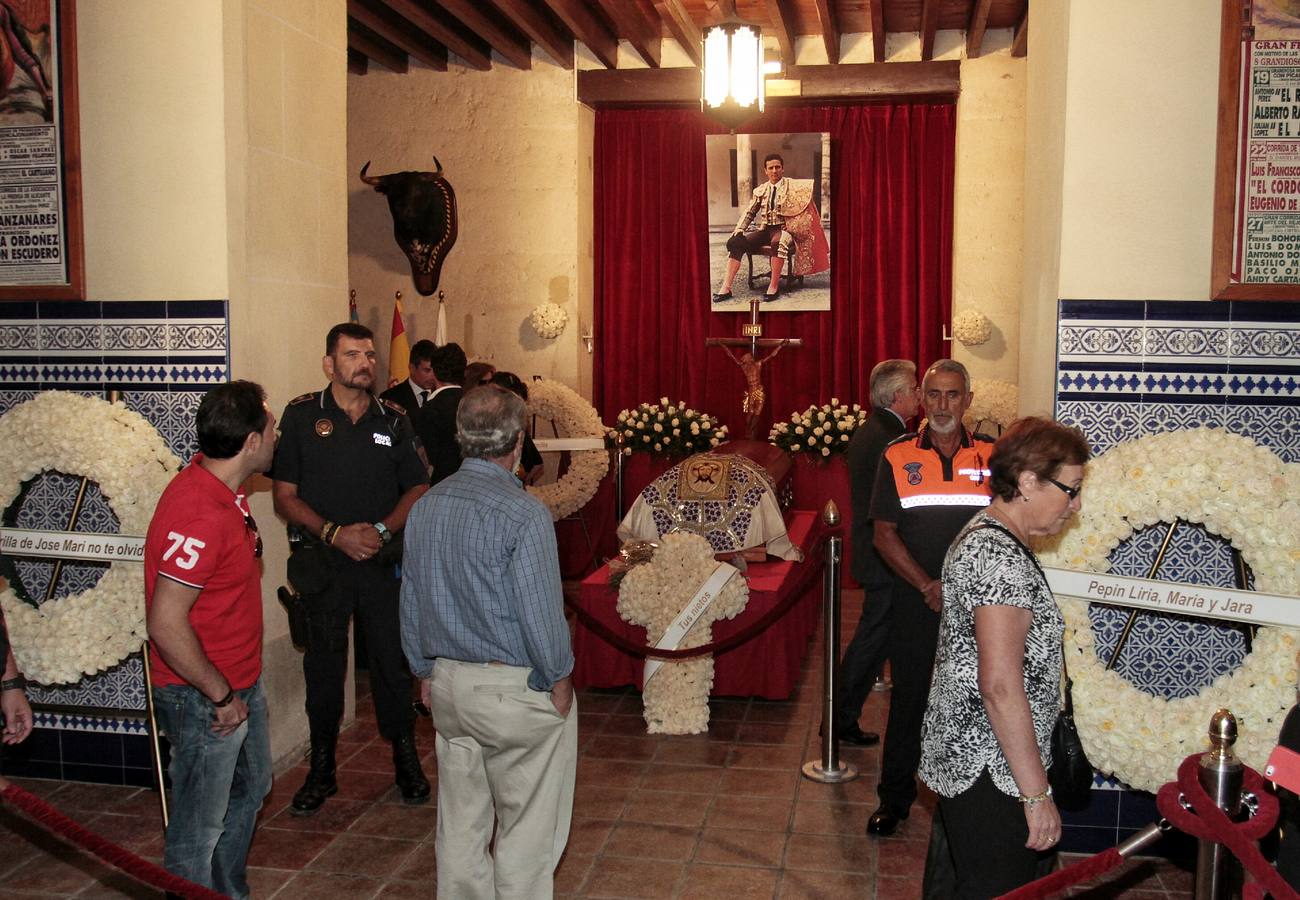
left=0, top=392, right=180, bottom=685
left=964, top=379, right=1019, bottom=431
left=1038, top=428, right=1300, bottom=792
left=525, top=379, right=608, bottom=521
left=952, top=308, right=993, bottom=346
left=529, top=303, right=569, bottom=340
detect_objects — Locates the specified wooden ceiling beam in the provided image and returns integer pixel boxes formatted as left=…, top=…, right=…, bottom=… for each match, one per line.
left=384, top=0, right=492, bottom=70
left=1011, top=9, right=1028, bottom=57
left=868, top=0, right=885, bottom=63
left=348, top=24, right=408, bottom=74
left=762, top=0, right=797, bottom=66
left=593, top=0, right=661, bottom=67
left=490, top=0, right=574, bottom=69
left=652, top=0, right=700, bottom=67
left=348, top=0, right=447, bottom=71
left=812, top=0, right=839, bottom=64
left=348, top=48, right=368, bottom=75
left=577, top=60, right=960, bottom=106
left=919, top=0, right=939, bottom=61
left=537, top=0, right=619, bottom=69
left=966, top=0, right=992, bottom=59
left=432, top=0, right=532, bottom=69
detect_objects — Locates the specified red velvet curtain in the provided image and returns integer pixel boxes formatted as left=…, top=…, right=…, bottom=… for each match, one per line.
left=593, top=102, right=955, bottom=435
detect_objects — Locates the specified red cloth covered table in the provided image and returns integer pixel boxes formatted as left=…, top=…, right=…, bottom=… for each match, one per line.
left=571, top=511, right=824, bottom=700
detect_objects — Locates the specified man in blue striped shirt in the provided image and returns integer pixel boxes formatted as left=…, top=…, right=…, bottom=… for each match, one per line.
left=400, top=384, right=576, bottom=900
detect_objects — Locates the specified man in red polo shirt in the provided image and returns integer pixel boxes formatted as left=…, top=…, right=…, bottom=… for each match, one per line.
left=145, top=380, right=276, bottom=900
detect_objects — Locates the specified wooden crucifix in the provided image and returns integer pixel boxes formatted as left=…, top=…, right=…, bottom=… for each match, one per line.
left=706, top=298, right=802, bottom=440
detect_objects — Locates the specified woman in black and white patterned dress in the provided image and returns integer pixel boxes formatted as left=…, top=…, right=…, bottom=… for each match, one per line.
left=919, top=417, right=1090, bottom=899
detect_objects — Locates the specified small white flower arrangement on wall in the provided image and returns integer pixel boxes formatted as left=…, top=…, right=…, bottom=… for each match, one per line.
left=952, top=308, right=993, bottom=346
left=529, top=303, right=569, bottom=340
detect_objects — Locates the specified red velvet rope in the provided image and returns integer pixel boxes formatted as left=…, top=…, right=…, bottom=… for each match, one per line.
left=1156, top=755, right=1298, bottom=900
left=0, top=782, right=228, bottom=900
left=562, top=535, right=827, bottom=660
left=996, top=847, right=1124, bottom=899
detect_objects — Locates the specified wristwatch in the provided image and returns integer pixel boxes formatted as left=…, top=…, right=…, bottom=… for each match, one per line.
left=373, top=522, right=392, bottom=545
left=2, top=675, right=27, bottom=692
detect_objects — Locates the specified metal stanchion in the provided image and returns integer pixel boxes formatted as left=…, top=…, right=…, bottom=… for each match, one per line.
left=614, top=432, right=625, bottom=521
left=1193, top=709, right=1243, bottom=900
left=140, top=641, right=169, bottom=829
left=802, top=501, right=858, bottom=784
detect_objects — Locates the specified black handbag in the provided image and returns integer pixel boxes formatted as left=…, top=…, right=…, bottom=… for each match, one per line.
left=1049, top=667, right=1094, bottom=811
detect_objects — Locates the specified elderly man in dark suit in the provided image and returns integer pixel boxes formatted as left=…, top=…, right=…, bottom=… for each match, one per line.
left=413, top=342, right=467, bottom=485
left=829, top=359, right=920, bottom=746
left=381, top=339, right=439, bottom=417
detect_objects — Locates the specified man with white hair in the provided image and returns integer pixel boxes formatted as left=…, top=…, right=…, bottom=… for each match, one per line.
left=400, top=385, right=576, bottom=900
left=829, top=359, right=920, bottom=747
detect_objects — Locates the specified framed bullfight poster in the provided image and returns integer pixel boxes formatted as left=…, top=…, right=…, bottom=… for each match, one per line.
left=0, top=0, right=82, bottom=300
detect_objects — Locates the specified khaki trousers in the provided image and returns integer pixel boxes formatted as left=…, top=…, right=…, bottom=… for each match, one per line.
left=430, top=659, right=577, bottom=900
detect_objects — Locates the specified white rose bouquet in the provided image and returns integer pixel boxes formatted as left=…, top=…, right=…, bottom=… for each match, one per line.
left=607, top=398, right=728, bottom=458
left=529, top=303, right=569, bottom=340
left=964, top=379, right=1019, bottom=431
left=952, top=308, right=993, bottom=346
left=768, top=398, right=868, bottom=460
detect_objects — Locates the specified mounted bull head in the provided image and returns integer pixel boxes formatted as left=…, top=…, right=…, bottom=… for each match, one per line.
left=360, top=156, right=459, bottom=296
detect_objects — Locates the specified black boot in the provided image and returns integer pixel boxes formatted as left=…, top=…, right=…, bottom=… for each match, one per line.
left=392, top=731, right=431, bottom=805
left=291, top=736, right=338, bottom=816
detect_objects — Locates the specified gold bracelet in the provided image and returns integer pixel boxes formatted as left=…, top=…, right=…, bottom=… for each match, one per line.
left=1018, top=785, right=1054, bottom=805
left=320, top=521, right=335, bottom=543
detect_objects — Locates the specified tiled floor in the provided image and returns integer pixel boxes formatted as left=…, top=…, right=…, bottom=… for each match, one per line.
left=1, top=590, right=1198, bottom=898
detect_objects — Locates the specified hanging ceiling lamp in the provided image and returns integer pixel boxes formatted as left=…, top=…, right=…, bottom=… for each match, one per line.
left=701, top=1, right=765, bottom=130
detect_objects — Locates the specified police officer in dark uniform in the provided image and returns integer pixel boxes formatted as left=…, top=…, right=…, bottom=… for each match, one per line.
left=272, top=322, right=431, bottom=814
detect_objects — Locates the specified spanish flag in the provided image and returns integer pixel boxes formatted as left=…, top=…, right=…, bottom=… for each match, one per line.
left=388, top=296, right=410, bottom=389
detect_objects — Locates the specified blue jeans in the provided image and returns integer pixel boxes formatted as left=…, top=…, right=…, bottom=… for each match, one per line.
left=153, top=679, right=272, bottom=900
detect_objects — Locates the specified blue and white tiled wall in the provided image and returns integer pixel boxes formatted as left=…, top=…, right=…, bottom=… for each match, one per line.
left=1055, top=298, right=1299, bottom=853
left=0, top=299, right=228, bottom=786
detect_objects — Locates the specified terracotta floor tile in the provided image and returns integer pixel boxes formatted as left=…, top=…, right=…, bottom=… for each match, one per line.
left=74, top=868, right=168, bottom=898
left=567, top=817, right=615, bottom=856
left=375, top=879, right=437, bottom=899
left=2, top=850, right=113, bottom=895
left=677, top=862, right=780, bottom=899
left=735, top=721, right=808, bottom=746
left=576, top=758, right=647, bottom=789
left=267, top=797, right=370, bottom=833
left=638, top=763, right=724, bottom=794
left=726, top=744, right=807, bottom=771
left=245, top=825, right=337, bottom=869
left=873, top=834, right=929, bottom=878
left=602, top=714, right=654, bottom=737
left=777, top=868, right=864, bottom=899
left=273, top=870, right=384, bottom=899
left=718, top=768, right=800, bottom=799
left=261, top=766, right=306, bottom=820
left=584, top=736, right=661, bottom=762
left=390, top=839, right=437, bottom=882
left=45, top=782, right=139, bottom=816
left=82, top=811, right=165, bottom=853
left=335, top=769, right=407, bottom=803
left=555, top=852, right=593, bottom=895
left=710, top=699, right=751, bottom=721
left=652, top=741, right=730, bottom=767
left=795, top=773, right=879, bottom=805
left=704, top=720, right=742, bottom=741
left=339, top=739, right=403, bottom=774
left=747, top=702, right=814, bottom=724
left=603, top=821, right=699, bottom=861
left=622, top=789, right=712, bottom=827
left=573, top=784, right=632, bottom=819
left=307, top=832, right=419, bottom=877
left=244, top=866, right=296, bottom=897
left=583, top=856, right=685, bottom=899
left=783, top=831, right=874, bottom=873
left=575, top=690, right=637, bottom=715
left=791, top=800, right=868, bottom=836
left=694, top=828, right=788, bottom=868
left=347, top=801, right=438, bottom=842
left=874, top=875, right=925, bottom=899
left=706, top=795, right=794, bottom=832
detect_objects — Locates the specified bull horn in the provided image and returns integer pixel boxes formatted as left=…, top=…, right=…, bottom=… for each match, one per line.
left=432, top=156, right=443, bottom=175
left=359, top=161, right=383, bottom=186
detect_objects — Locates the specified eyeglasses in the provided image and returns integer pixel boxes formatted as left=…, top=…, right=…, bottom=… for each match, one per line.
left=1045, top=476, right=1082, bottom=501
left=244, top=513, right=264, bottom=558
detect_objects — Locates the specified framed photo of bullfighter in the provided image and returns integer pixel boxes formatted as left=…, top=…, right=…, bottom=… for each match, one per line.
left=706, top=131, right=830, bottom=313
left=0, top=0, right=83, bottom=300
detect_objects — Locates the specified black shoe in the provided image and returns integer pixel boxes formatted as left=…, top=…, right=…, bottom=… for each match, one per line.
left=762, top=289, right=780, bottom=302
left=866, top=805, right=907, bottom=837
left=392, top=731, right=431, bottom=805
left=712, top=291, right=734, bottom=303
left=838, top=726, right=880, bottom=747
left=291, top=737, right=338, bottom=816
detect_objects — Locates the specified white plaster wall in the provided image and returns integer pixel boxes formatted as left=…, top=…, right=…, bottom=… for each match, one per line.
left=78, top=1, right=228, bottom=300
left=348, top=48, right=585, bottom=396
left=953, top=51, right=1025, bottom=386
left=1057, top=0, right=1221, bottom=301
left=224, top=0, right=349, bottom=765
